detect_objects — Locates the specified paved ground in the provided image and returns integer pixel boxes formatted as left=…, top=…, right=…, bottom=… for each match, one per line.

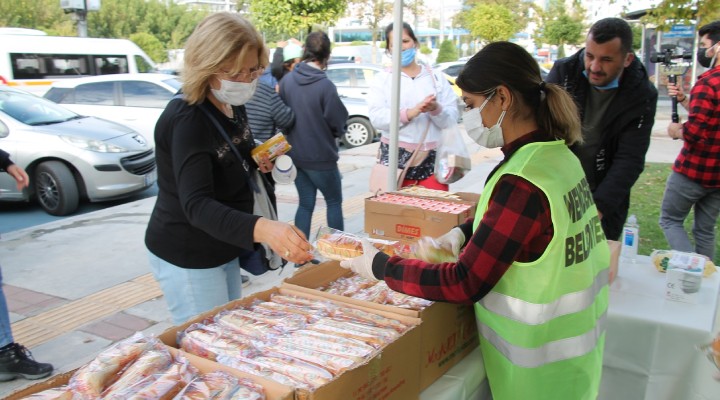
left=0, top=107, right=695, bottom=396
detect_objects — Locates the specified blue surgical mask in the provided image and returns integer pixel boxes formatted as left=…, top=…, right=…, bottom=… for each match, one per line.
left=401, top=47, right=416, bottom=67
left=583, top=70, right=620, bottom=90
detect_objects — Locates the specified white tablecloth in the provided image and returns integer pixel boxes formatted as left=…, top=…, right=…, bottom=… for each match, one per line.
left=600, top=255, right=720, bottom=400
left=419, top=347, right=490, bottom=400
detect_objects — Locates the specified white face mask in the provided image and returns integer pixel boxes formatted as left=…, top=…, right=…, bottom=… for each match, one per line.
left=462, top=92, right=506, bottom=148
left=211, top=78, right=258, bottom=106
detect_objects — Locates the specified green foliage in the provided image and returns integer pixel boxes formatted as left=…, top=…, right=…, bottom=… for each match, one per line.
left=643, top=0, right=720, bottom=30
left=535, top=0, right=585, bottom=56
left=350, top=41, right=367, bottom=46
left=419, top=45, right=432, bottom=55
left=436, top=40, right=458, bottom=63
left=628, top=163, right=720, bottom=264
left=0, top=0, right=70, bottom=33
left=631, top=25, right=643, bottom=51
left=130, top=32, right=165, bottom=63
left=461, top=0, right=532, bottom=34
left=249, top=0, right=347, bottom=35
left=466, top=3, right=518, bottom=44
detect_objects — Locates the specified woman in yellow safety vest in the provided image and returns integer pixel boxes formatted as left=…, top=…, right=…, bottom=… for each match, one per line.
left=342, top=41, right=610, bottom=400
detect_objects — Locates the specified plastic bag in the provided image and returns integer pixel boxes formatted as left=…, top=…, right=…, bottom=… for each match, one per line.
left=434, top=124, right=471, bottom=184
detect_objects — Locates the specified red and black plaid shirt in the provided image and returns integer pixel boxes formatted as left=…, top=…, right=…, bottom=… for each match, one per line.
left=675, top=66, right=720, bottom=188
left=374, top=131, right=554, bottom=304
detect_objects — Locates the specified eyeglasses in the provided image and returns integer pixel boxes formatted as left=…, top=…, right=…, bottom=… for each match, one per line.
left=217, top=66, right=264, bottom=82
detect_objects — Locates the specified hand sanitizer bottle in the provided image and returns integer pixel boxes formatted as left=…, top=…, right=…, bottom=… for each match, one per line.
left=621, top=215, right=639, bottom=263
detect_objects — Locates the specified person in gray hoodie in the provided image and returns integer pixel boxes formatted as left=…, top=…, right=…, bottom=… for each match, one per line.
left=279, top=32, right=349, bottom=241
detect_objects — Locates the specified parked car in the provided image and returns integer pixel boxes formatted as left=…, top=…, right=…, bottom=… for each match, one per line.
left=43, top=73, right=181, bottom=146
left=434, top=61, right=466, bottom=78
left=326, top=63, right=384, bottom=101
left=0, top=86, right=156, bottom=215
left=341, top=97, right=375, bottom=148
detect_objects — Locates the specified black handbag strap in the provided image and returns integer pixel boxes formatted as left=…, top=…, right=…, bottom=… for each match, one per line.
left=196, top=101, right=263, bottom=193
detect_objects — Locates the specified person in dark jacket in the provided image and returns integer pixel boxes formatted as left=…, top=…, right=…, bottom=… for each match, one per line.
left=546, top=17, right=658, bottom=241
left=279, top=32, right=348, bottom=241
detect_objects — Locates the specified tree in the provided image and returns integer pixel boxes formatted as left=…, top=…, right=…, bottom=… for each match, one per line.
left=0, top=0, right=74, bottom=35
left=461, top=0, right=532, bottom=34
left=249, top=0, right=347, bottom=35
left=465, top=3, right=518, bottom=45
left=536, top=0, right=585, bottom=59
left=130, top=32, right=165, bottom=63
left=349, top=0, right=392, bottom=64
left=436, top=40, right=458, bottom=63
left=643, top=0, right=720, bottom=30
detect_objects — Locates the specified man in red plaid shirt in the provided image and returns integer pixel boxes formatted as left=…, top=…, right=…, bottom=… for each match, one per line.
left=660, top=20, right=720, bottom=261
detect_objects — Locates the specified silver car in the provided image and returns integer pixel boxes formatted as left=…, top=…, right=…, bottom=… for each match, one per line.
left=0, top=86, right=156, bottom=216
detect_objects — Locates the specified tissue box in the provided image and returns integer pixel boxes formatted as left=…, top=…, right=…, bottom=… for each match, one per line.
left=665, top=267, right=703, bottom=304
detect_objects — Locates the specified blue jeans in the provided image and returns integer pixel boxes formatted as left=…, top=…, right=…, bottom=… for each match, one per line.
left=0, top=266, right=13, bottom=347
left=294, top=167, right=344, bottom=239
left=659, top=171, right=720, bottom=261
left=147, top=251, right=242, bottom=325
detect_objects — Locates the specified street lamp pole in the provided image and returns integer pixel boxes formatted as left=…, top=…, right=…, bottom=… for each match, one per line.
left=77, top=0, right=88, bottom=37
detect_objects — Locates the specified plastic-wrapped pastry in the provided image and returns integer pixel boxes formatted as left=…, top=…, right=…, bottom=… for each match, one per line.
left=19, top=387, right=75, bottom=399
left=173, top=371, right=265, bottom=400
left=218, top=354, right=332, bottom=390
left=217, top=309, right=305, bottom=334
left=331, top=306, right=408, bottom=333
left=279, top=329, right=375, bottom=359
left=101, top=349, right=173, bottom=399
left=108, top=354, right=197, bottom=400
left=69, top=333, right=156, bottom=397
left=252, top=301, right=327, bottom=324
left=314, top=227, right=399, bottom=261
left=264, top=343, right=356, bottom=375
left=309, top=318, right=398, bottom=349
left=179, top=323, right=257, bottom=361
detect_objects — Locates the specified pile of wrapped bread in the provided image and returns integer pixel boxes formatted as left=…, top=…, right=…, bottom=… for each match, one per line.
left=24, top=333, right=265, bottom=399
left=314, top=227, right=404, bottom=261
left=177, top=294, right=410, bottom=390
left=650, top=249, right=717, bottom=277
left=319, top=274, right=433, bottom=311
left=370, top=193, right=472, bottom=214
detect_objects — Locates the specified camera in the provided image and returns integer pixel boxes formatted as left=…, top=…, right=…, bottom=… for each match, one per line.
left=650, top=44, right=692, bottom=123
left=650, top=44, right=693, bottom=65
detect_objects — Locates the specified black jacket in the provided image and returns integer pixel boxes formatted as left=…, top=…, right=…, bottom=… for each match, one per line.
left=547, top=49, right=658, bottom=240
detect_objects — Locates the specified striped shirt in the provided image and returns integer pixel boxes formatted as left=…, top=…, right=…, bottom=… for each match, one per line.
left=246, top=82, right=295, bottom=142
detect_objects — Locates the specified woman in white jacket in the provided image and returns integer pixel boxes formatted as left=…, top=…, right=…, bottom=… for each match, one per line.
left=368, top=22, right=459, bottom=190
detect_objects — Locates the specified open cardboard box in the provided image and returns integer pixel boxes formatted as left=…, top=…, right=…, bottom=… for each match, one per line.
left=6, top=343, right=294, bottom=400
left=283, top=261, right=479, bottom=391
left=158, top=286, right=423, bottom=400
left=365, top=191, right=479, bottom=242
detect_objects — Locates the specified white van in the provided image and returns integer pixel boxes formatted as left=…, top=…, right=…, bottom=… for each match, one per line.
left=0, top=32, right=156, bottom=95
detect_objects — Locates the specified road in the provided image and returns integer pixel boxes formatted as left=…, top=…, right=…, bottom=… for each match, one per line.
left=0, top=133, right=682, bottom=235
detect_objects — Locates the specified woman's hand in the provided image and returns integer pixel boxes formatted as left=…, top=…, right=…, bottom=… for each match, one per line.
left=257, top=154, right=274, bottom=174
left=7, top=164, right=29, bottom=190
left=667, top=122, right=683, bottom=140
left=408, top=95, right=438, bottom=121
left=253, top=218, right=314, bottom=264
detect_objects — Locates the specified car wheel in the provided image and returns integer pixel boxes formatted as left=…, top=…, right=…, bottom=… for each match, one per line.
left=343, top=117, right=374, bottom=148
left=34, top=161, right=80, bottom=216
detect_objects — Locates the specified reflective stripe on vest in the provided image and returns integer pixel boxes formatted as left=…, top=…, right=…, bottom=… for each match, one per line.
left=477, top=312, right=607, bottom=368
left=479, top=268, right=608, bottom=325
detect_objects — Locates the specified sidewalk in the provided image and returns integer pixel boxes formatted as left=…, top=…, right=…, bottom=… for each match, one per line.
left=0, top=116, right=682, bottom=396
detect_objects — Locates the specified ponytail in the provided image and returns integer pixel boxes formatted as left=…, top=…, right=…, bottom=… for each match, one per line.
left=537, top=82, right=582, bottom=146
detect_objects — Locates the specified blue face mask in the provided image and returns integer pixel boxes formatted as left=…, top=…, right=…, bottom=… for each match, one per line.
left=401, top=47, right=416, bottom=67
left=583, top=70, right=620, bottom=90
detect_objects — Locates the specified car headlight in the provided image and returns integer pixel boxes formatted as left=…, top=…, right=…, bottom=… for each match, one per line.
left=60, top=136, right=129, bottom=153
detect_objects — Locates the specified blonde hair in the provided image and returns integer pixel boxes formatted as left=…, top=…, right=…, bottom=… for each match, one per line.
left=181, top=12, right=268, bottom=105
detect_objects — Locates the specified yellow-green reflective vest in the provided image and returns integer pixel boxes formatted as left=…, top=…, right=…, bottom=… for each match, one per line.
left=473, top=140, right=609, bottom=400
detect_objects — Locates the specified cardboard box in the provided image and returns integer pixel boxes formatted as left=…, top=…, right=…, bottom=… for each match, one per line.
left=666, top=267, right=703, bottom=304
left=283, top=261, right=479, bottom=390
left=6, top=345, right=294, bottom=400
left=158, top=286, right=423, bottom=400
left=365, top=192, right=479, bottom=241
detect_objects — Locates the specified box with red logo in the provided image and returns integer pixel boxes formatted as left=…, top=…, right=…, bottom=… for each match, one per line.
left=284, top=261, right=479, bottom=391
left=364, top=191, right=479, bottom=242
